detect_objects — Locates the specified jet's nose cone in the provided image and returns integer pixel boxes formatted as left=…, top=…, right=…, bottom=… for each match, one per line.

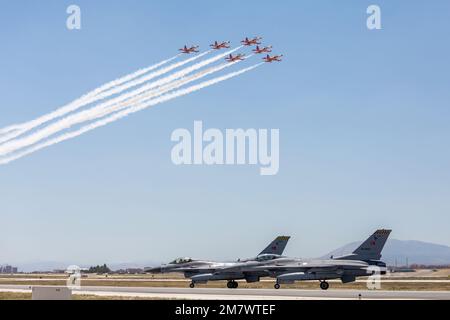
left=145, top=266, right=162, bottom=274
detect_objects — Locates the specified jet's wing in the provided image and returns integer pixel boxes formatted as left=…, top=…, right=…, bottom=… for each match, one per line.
left=237, top=259, right=369, bottom=274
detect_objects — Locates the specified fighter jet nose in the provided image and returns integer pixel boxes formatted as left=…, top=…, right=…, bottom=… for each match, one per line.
left=145, top=266, right=162, bottom=274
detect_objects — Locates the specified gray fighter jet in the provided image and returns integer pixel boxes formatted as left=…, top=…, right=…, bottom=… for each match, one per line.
left=145, top=236, right=290, bottom=288
left=217, top=229, right=391, bottom=290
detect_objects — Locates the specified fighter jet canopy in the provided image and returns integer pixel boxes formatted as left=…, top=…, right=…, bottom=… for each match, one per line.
left=170, top=257, right=193, bottom=264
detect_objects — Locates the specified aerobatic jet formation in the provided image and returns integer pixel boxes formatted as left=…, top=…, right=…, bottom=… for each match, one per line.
left=178, top=37, right=283, bottom=65
left=0, top=36, right=281, bottom=166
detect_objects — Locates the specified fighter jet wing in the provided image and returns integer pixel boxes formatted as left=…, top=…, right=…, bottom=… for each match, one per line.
left=244, top=260, right=367, bottom=274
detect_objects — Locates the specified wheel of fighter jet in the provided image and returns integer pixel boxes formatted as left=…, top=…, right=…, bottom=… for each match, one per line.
left=189, top=282, right=195, bottom=288
left=274, top=283, right=280, bottom=290
left=320, top=281, right=329, bottom=290
left=227, top=281, right=234, bottom=289
left=233, top=281, right=239, bottom=289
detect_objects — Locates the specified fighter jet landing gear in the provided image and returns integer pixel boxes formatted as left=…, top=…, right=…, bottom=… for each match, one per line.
left=320, top=281, right=329, bottom=290
left=189, top=282, right=195, bottom=288
left=227, top=280, right=239, bottom=289
left=274, top=283, right=281, bottom=290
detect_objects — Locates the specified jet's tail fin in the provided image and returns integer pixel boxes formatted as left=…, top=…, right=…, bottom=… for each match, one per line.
left=350, top=229, right=391, bottom=261
left=259, top=236, right=290, bottom=256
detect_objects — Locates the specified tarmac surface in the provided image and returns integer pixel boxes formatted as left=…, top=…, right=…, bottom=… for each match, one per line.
left=1, top=284, right=450, bottom=300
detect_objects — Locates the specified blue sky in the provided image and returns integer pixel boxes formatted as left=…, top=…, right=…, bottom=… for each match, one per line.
left=1, top=1, right=449, bottom=268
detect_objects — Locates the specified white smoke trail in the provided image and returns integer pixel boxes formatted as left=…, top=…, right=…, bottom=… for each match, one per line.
left=0, top=53, right=202, bottom=144
left=47, top=47, right=239, bottom=121
left=0, top=127, right=20, bottom=136
left=85, top=61, right=242, bottom=122
left=0, top=61, right=240, bottom=157
left=90, top=55, right=181, bottom=95
left=1, top=48, right=239, bottom=143
left=80, top=51, right=213, bottom=106
left=0, top=55, right=179, bottom=138
left=0, top=64, right=262, bottom=165
left=0, top=49, right=245, bottom=156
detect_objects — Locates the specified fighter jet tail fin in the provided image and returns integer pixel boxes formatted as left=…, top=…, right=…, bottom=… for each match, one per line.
left=351, top=229, right=392, bottom=261
left=259, top=236, right=290, bottom=256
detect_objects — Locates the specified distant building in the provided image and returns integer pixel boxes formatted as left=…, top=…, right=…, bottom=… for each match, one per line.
left=0, top=265, right=19, bottom=274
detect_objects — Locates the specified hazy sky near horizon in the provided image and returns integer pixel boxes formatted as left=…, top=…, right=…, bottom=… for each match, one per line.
left=1, top=1, right=449, bottom=266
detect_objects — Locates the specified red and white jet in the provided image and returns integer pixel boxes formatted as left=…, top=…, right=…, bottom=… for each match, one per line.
left=225, top=54, right=245, bottom=62
left=241, top=36, right=262, bottom=46
left=210, top=41, right=231, bottom=50
left=179, top=45, right=200, bottom=54
left=253, top=45, right=272, bottom=54
left=263, top=54, right=283, bottom=63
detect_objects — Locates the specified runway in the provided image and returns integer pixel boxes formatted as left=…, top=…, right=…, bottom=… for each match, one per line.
left=2, top=277, right=450, bottom=283
left=1, top=285, right=450, bottom=300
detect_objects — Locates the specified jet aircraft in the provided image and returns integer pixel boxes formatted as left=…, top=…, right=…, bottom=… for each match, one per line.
left=210, top=41, right=231, bottom=50
left=225, top=54, right=245, bottom=62
left=253, top=45, right=272, bottom=54
left=145, top=236, right=291, bottom=288
left=263, top=54, right=283, bottom=63
left=179, top=45, right=200, bottom=54
left=218, top=229, right=391, bottom=290
left=241, top=37, right=262, bottom=46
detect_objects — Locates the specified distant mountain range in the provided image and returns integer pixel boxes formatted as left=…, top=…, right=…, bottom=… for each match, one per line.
left=324, top=239, right=450, bottom=266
